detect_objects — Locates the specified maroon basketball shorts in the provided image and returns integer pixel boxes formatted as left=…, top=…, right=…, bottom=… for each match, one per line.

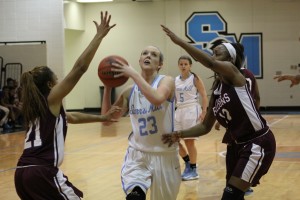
left=15, top=165, right=83, bottom=200
left=226, top=130, right=276, bottom=186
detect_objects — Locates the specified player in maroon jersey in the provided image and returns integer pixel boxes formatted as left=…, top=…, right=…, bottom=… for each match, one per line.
left=14, top=11, right=121, bottom=200
left=161, top=25, right=276, bottom=200
left=210, top=40, right=260, bottom=196
left=215, top=67, right=260, bottom=196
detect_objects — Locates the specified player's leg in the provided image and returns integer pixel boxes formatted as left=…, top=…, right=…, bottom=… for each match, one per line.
left=221, top=183, right=245, bottom=200
left=178, top=141, right=190, bottom=177
left=182, top=139, right=199, bottom=181
left=175, top=108, right=191, bottom=177
left=150, top=153, right=181, bottom=200
left=223, top=143, right=248, bottom=199
left=122, top=147, right=151, bottom=200
left=223, top=130, right=276, bottom=199
left=126, top=186, right=146, bottom=200
left=181, top=104, right=200, bottom=181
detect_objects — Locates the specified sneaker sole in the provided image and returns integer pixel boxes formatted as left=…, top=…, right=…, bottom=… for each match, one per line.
left=182, top=176, right=199, bottom=181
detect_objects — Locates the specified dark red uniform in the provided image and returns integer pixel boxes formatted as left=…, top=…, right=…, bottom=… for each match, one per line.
left=15, top=105, right=83, bottom=200
left=213, top=77, right=276, bottom=186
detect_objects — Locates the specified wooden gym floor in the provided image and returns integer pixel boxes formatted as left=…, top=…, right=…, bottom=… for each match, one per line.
left=0, top=114, right=300, bottom=200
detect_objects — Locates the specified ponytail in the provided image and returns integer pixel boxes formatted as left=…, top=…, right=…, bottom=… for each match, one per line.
left=21, top=66, right=54, bottom=126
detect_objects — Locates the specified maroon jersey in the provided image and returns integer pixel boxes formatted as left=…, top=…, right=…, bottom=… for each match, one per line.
left=17, top=106, right=67, bottom=167
left=242, top=68, right=257, bottom=104
left=222, top=68, right=259, bottom=143
left=213, top=81, right=268, bottom=142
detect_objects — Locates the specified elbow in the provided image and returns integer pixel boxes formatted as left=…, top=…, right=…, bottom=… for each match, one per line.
left=150, top=98, right=165, bottom=107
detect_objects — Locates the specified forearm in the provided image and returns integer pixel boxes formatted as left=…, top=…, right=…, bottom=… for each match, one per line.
left=67, top=112, right=107, bottom=124
left=74, top=35, right=103, bottom=73
left=130, top=73, right=167, bottom=105
left=180, top=97, right=216, bottom=137
left=101, top=87, right=113, bottom=114
left=178, top=40, right=214, bottom=68
left=179, top=123, right=210, bottom=138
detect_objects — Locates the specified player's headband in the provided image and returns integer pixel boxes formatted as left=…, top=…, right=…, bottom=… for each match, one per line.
left=223, top=43, right=236, bottom=64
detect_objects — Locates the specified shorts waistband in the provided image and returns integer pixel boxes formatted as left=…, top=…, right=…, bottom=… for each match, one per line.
left=176, top=102, right=200, bottom=109
left=235, top=128, right=270, bottom=144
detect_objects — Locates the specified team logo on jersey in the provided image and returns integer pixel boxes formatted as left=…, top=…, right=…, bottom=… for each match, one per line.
left=185, top=12, right=263, bottom=78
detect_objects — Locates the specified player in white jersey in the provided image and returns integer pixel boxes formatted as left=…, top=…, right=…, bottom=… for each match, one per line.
left=14, top=12, right=121, bottom=200
left=175, top=55, right=208, bottom=181
left=161, top=25, right=276, bottom=200
left=101, top=46, right=181, bottom=200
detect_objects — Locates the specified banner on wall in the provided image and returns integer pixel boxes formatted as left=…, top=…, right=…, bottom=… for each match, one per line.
left=185, top=12, right=263, bottom=79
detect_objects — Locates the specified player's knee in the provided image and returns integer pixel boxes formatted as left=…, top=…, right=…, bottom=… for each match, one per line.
left=126, top=186, right=146, bottom=200
left=221, top=184, right=245, bottom=200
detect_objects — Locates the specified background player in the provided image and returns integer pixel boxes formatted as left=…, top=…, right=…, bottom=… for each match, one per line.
left=175, top=55, right=208, bottom=181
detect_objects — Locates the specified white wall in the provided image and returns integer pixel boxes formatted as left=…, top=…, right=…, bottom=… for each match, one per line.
left=1, top=0, right=299, bottom=110
left=0, top=0, right=64, bottom=89
left=65, top=0, right=300, bottom=109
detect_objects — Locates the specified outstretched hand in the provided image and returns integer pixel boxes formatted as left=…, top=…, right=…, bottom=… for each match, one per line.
left=102, top=106, right=122, bottom=122
left=274, top=74, right=300, bottom=88
left=93, top=11, right=116, bottom=39
left=161, top=131, right=182, bottom=147
left=161, top=25, right=182, bottom=45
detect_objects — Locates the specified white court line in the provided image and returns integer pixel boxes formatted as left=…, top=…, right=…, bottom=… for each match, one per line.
left=267, top=115, right=289, bottom=127
left=218, top=151, right=226, bottom=158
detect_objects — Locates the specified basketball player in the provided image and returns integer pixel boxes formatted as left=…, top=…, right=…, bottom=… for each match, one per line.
left=215, top=66, right=260, bottom=196
left=274, top=74, right=300, bottom=87
left=161, top=25, right=276, bottom=200
left=175, top=55, right=208, bottom=181
left=14, top=11, right=121, bottom=200
left=101, top=46, right=181, bottom=200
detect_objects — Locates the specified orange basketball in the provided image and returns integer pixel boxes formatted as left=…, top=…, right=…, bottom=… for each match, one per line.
left=98, top=55, right=129, bottom=87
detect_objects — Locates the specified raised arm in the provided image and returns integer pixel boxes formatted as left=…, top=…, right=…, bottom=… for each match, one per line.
left=161, top=25, right=244, bottom=87
left=48, top=11, right=116, bottom=115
